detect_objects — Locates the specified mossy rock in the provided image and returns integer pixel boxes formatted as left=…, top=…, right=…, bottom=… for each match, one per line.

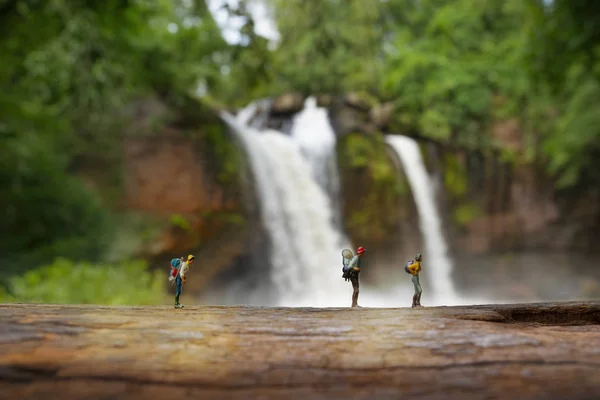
left=386, top=101, right=419, bottom=134
left=345, top=91, right=379, bottom=111
left=443, top=152, right=468, bottom=198
left=201, top=122, right=244, bottom=186
left=453, top=202, right=484, bottom=227
left=337, top=132, right=411, bottom=244
left=170, top=93, right=222, bottom=129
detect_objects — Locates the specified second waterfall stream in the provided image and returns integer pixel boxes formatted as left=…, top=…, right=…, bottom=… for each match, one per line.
left=385, top=135, right=462, bottom=305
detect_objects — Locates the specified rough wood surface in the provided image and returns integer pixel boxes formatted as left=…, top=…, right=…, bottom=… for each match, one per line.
left=1, top=301, right=599, bottom=400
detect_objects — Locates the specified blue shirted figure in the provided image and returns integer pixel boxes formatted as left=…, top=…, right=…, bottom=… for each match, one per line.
left=169, top=258, right=183, bottom=308
left=168, top=255, right=195, bottom=309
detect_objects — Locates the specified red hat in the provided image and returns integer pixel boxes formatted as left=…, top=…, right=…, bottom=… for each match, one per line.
left=356, top=246, right=365, bottom=254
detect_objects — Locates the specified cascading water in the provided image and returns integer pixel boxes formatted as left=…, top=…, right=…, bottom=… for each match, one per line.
left=220, top=107, right=351, bottom=307
left=290, top=97, right=345, bottom=235
left=290, top=98, right=338, bottom=192
left=385, top=135, right=463, bottom=305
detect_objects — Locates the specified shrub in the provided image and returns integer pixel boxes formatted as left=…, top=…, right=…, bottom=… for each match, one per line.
left=1, top=258, right=167, bottom=305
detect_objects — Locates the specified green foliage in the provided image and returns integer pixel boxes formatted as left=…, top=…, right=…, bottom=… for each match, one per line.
left=267, top=0, right=600, bottom=187
left=453, top=203, right=483, bottom=226
left=0, top=258, right=167, bottom=305
left=381, top=0, right=529, bottom=148
left=442, top=151, right=483, bottom=226
left=348, top=207, right=377, bottom=237
left=200, top=211, right=246, bottom=226
left=0, top=0, right=243, bottom=271
left=203, top=1, right=276, bottom=105
left=338, top=133, right=408, bottom=241
left=443, top=153, right=468, bottom=197
left=0, top=133, right=111, bottom=274
left=522, top=0, right=600, bottom=186
left=4, top=0, right=600, bottom=287
left=543, top=70, right=600, bottom=188
left=524, top=0, right=600, bottom=95
left=343, top=134, right=372, bottom=168
left=170, top=214, right=192, bottom=231
left=204, top=124, right=243, bottom=184
left=340, top=133, right=400, bottom=187
left=267, top=0, right=384, bottom=94
left=221, top=213, right=246, bottom=226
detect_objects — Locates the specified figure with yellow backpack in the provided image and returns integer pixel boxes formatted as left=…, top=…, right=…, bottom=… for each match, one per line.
left=404, top=253, right=423, bottom=308
left=168, top=254, right=195, bottom=309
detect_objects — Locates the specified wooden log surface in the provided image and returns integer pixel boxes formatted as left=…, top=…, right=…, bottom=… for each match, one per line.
left=1, top=301, right=600, bottom=400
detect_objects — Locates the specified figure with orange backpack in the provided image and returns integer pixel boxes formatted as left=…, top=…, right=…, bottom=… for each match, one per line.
left=341, top=246, right=366, bottom=308
left=404, top=253, right=423, bottom=308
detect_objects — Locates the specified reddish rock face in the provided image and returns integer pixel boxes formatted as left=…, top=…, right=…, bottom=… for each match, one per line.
left=118, top=129, right=257, bottom=294
left=123, top=132, right=231, bottom=215
left=458, top=165, right=560, bottom=255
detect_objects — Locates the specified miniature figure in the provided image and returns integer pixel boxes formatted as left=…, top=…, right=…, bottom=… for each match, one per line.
left=342, top=246, right=366, bottom=308
left=168, top=254, right=195, bottom=309
left=404, top=253, right=423, bottom=308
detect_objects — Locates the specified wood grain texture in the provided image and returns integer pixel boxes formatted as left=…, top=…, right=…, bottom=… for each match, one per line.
left=1, top=301, right=599, bottom=400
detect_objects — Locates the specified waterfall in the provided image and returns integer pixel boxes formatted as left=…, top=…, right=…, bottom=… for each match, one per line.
left=222, top=103, right=480, bottom=307
left=220, top=108, right=351, bottom=307
left=290, top=97, right=337, bottom=192
left=385, top=135, right=461, bottom=305
left=236, top=98, right=271, bottom=129
left=290, top=97, right=345, bottom=233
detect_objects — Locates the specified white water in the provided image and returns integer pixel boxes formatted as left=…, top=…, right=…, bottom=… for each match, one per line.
left=385, top=135, right=464, bottom=306
left=291, top=97, right=338, bottom=191
left=290, top=97, right=345, bottom=234
left=221, top=107, right=351, bottom=307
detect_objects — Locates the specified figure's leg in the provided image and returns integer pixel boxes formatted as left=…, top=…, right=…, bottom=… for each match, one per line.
left=175, top=278, right=183, bottom=308
left=411, top=275, right=417, bottom=307
left=413, top=275, right=423, bottom=307
left=351, top=274, right=361, bottom=307
left=411, top=275, right=420, bottom=308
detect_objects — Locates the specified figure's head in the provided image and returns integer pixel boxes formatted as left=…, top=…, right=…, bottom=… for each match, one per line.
left=187, top=254, right=196, bottom=264
left=356, top=246, right=366, bottom=256
left=415, top=253, right=422, bottom=262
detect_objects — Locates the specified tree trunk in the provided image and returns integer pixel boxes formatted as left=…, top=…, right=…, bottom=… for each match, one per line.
left=1, top=302, right=599, bottom=400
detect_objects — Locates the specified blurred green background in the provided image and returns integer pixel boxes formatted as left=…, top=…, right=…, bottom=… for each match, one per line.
left=1, top=0, right=599, bottom=305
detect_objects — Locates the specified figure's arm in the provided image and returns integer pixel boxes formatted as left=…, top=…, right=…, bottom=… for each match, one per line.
left=180, top=262, right=188, bottom=282
left=348, top=256, right=360, bottom=271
